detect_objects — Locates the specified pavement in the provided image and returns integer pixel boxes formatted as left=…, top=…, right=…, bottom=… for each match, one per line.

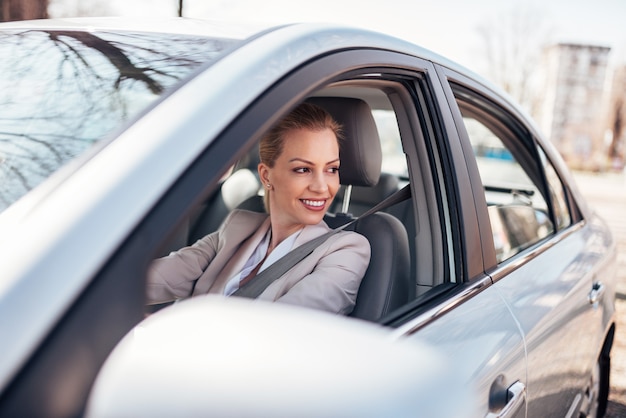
left=572, top=170, right=626, bottom=417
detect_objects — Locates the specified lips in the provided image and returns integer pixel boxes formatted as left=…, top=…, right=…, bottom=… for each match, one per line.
left=300, top=199, right=326, bottom=210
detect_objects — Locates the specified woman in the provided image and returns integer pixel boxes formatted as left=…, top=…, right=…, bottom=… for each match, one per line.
left=146, top=103, right=371, bottom=315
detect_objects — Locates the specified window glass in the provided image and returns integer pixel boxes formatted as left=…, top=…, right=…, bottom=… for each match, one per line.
left=0, top=29, right=239, bottom=213
left=372, top=109, right=407, bottom=178
left=538, top=147, right=572, bottom=230
left=461, top=114, right=554, bottom=262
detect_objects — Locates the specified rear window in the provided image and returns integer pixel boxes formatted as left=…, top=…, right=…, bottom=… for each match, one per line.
left=0, top=29, right=239, bottom=212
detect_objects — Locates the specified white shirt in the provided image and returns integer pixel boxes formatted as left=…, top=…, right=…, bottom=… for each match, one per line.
left=223, top=228, right=303, bottom=296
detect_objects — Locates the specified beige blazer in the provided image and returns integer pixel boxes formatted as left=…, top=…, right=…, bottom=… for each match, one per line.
left=147, top=209, right=371, bottom=315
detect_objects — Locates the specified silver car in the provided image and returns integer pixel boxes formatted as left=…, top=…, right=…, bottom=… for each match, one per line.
left=0, top=17, right=616, bottom=418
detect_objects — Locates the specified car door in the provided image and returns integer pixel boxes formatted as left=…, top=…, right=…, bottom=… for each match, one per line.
left=438, top=67, right=612, bottom=416
left=370, top=64, right=528, bottom=416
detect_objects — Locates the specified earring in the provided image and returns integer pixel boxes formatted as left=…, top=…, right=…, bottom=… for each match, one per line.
left=266, top=183, right=271, bottom=189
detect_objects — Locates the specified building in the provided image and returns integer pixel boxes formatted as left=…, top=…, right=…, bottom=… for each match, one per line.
left=604, top=64, right=626, bottom=170
left=538, top=43, right=611, bottom=170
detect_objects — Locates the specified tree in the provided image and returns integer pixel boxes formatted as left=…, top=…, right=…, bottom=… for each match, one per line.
left=0, top=0, right=48, bottom=21
left=0, top=29, right=213, bottom=209
left=475, top=5, right=553, bottom=117
left=608, top=99, right=624, bottom=164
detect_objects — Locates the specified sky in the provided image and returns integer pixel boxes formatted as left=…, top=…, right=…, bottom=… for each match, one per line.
left=51, top=0, right=626, bottom=76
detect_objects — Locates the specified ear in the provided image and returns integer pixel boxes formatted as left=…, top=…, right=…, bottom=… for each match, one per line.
left=258, top=163, right=270, bottom=184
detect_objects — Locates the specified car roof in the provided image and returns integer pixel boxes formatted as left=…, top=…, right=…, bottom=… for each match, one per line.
left=0, top=16, right=529, bottom=114
left=0, top=16, right=486, bottom=88
left=0, top=16, right=273, bottom=39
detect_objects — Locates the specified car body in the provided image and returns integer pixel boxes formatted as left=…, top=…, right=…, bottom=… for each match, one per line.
left=0, top=17, right=616, bottom=418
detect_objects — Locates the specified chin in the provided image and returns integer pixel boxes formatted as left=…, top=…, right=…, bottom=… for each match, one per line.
left=300, top=213, right=326, bottom=225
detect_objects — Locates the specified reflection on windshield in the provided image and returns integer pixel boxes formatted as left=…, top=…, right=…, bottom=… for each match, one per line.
left=0, top=29, right=238, bottom=212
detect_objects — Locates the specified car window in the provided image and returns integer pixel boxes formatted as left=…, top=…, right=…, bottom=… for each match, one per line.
left=0, top=30, right=239, bottom=213
left=538, top=147, right=572, bottom=230
left=373, top=109, right=408, bottom=178
left=463, top=116, right=548, bottom=210
left=151, top=73, right=450, bottom=321
left=454, top=90, right=556, bottom=263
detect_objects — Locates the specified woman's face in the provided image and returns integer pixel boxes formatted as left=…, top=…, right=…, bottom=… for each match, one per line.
left=260, top=127, right=340, bottom=235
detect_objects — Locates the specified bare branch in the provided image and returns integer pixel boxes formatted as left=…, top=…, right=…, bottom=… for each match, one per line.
left=48, top=31, right=165, bottom=94
left=475, top=5, right=553, bottom=116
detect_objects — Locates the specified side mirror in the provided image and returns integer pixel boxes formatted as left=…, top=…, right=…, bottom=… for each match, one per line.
left=489, top=204, right=553, bottom=261
left=87, top=296, right=475, bottom=417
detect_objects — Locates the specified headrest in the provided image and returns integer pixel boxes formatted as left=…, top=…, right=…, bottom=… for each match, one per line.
left=306, top=97, right=382, bottom=187
left=345, top=173, right=399, bottom=205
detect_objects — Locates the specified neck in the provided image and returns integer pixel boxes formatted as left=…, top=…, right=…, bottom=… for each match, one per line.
left=269, top=223, right=303, bottom=253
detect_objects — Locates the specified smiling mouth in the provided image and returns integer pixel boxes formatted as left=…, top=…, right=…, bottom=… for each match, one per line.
left=301, top=199, right=326, bottom=209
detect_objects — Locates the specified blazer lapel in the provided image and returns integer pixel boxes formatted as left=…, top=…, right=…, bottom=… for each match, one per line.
left=292, top=220, right=332, bottom=249
left=192, top=214, right=270, bottom=296
left=256, top=219, right=333, bottom=301
left=192, top=216, right=331, bottom=297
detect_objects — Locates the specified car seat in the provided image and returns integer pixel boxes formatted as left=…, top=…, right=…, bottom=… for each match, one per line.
left=307, top=97, right=411, bottom=321
left=187, top=168, right=260, bottom=244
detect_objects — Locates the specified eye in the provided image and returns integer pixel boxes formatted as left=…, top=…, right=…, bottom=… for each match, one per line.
left=328, top=166, right=340, bottom=174
left=293, top=167, right=310, bottom=174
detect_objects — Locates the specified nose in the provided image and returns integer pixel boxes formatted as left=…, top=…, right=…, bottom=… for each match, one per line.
left=309, top=171, right=329, bottom=193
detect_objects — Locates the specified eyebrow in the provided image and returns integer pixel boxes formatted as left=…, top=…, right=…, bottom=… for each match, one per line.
left=288, top=157, right=340, bottom=165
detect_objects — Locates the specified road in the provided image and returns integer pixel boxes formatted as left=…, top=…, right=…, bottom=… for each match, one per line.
left=573, top=170, right=626, bottom=417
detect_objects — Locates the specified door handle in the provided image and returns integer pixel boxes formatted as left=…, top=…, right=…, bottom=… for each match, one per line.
left=486, top=380, right=526, bottom=418
left=588, top=282, right=605, bottom=306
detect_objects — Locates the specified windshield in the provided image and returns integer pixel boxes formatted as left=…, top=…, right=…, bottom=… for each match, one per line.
left=0, top=29, right=240, bottom=213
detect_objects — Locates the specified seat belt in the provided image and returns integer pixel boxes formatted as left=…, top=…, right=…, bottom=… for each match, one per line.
left=232, top=184, right=411, bottom=299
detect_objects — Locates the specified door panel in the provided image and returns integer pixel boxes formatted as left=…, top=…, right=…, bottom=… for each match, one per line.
left=492, top=231, right=598, bottom=416
left=405, top=282, right=526, bottom=417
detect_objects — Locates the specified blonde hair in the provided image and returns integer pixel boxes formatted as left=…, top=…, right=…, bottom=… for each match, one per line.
left=259, top=102, right=342, bottom=212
